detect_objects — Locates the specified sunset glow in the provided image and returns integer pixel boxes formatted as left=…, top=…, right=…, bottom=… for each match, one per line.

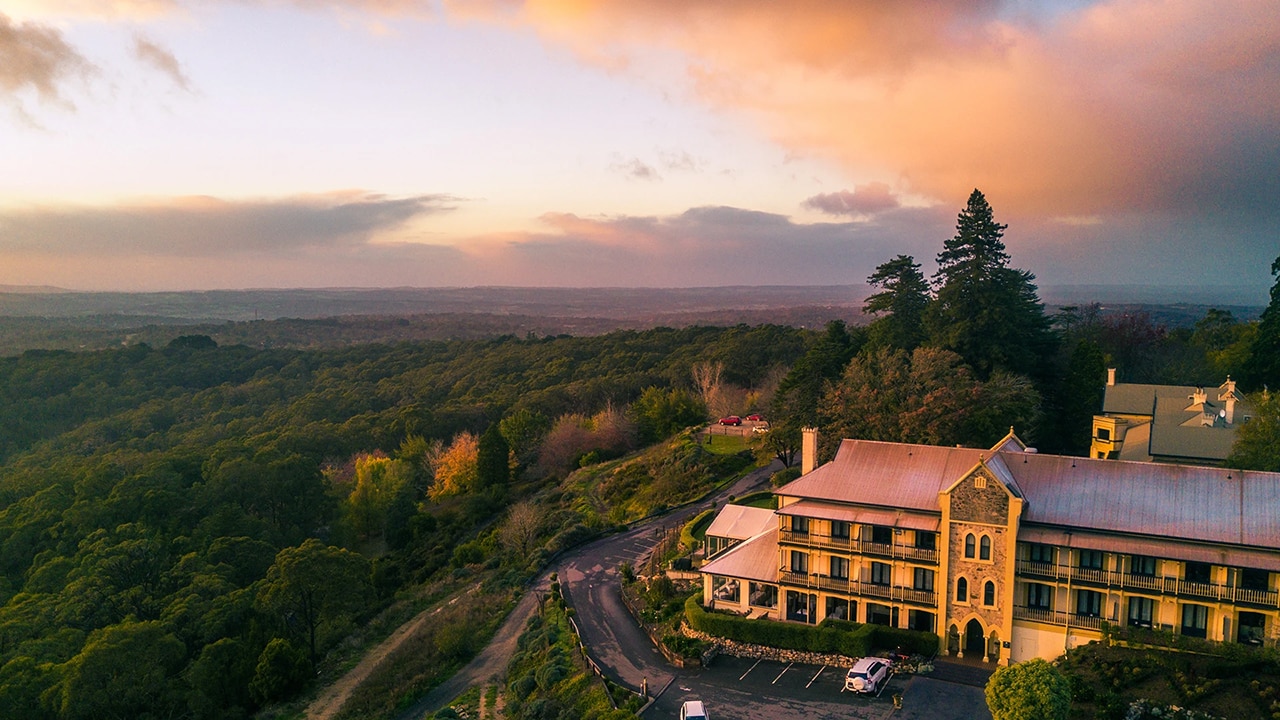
left=1, top=1, right=1276, bottom=293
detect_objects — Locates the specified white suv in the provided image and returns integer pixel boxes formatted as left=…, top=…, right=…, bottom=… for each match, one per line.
left=680, top=699, right=708, bottom=720
left=845, top=657, right=891, bottom=694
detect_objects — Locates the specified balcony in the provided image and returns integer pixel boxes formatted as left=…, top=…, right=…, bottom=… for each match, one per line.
left=779, top=531, right=939, bottom=564
left=1013, top=606, right=1114, bottom=631
left=778, top=572, right=936, bottom=606
left=1014, top=561, right=1280, bottom=609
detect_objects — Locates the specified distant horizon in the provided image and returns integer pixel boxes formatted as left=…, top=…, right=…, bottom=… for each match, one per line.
left=0, top=282, right=1268, bottom=309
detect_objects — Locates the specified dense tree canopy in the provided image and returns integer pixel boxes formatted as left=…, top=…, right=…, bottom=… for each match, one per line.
left=0, top=324, right=807, bottom=718
left=1242, top=253, right=1280, bottom=390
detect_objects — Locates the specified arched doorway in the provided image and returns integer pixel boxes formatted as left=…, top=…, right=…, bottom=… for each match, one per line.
left=964, top=619, right=985, bottom=658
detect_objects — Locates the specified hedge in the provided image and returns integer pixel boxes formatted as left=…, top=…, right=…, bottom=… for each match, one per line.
left=686, top=595, right=938, bottom=658
left=680, top=509, right=716, bottom=551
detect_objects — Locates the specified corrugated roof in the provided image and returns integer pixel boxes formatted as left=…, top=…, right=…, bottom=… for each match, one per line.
left=705, top=505, right=777, bottom=541
left=699, top=530, right=779, bottom=583
left=776, top=499, right=940, bottom=532
left=780, top=438, right=1280, bottom=552
left=777, top=440, right=987, bottom=512
left=1102, top=383, right=1186, bottom=415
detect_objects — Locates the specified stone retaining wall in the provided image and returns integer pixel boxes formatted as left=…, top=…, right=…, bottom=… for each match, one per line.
left=680, top=624, right=859, bottom=668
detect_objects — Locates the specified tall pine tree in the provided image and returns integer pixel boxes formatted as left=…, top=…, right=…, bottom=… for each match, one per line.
left=926, top=189, right=1056, bottom=379
left=864, top=254, right=930, bottom=351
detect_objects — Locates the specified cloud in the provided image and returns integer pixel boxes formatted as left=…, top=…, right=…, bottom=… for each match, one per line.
left=804, top=182, right=901, bottom=217
left=450, top=1, right=1280, bottom=221
left=609, top=156, right=660, bottom=181
left=0, top=13, right=93, bottom=118
left=133, top=34, right=191, bottom=91
left=0, top=192, right=457, bottom=256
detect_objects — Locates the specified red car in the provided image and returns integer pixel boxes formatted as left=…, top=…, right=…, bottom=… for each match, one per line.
left=718, top=416, right=742, bottom=426
left=746, top=414, right=764, bottom=422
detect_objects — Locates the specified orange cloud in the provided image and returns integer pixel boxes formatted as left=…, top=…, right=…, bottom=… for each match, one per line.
left=449, top=0, right=1280, bottom=218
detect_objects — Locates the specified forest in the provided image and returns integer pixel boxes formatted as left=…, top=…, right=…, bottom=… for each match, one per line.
left=1, top=191, right=1278, bottom=719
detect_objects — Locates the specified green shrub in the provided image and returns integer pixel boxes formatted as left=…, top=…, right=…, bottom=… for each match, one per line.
left=687, top=596, right=937, bottom=658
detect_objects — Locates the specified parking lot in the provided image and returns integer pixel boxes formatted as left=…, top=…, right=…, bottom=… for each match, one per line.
left=641, top=655, right=992, bottom=720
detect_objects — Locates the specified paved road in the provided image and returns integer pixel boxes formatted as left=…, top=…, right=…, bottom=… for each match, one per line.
left=557, top=463, right=777, bottom=695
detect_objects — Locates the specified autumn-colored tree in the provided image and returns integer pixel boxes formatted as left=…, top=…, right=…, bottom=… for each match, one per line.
left=498, top=501, right=544, bottom=560
left=347, top=453, right=414, bottom=538
left=427, top=431, right=479, bottom=501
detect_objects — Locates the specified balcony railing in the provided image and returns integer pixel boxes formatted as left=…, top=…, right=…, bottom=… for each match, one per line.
left=779, top=571, right=937, bottom=606
left=1015, top=560, right=1280, bottom=609
left=1013, top=605, right=1114, bottom=631
left=779, top=530, right=939, bottom=564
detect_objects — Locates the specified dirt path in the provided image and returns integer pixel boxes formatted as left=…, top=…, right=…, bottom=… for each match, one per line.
left=305, top=586, right=478, bottom=720
left=393, top=575, right=550, bottom=720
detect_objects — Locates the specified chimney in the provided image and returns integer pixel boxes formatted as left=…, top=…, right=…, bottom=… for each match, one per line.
left=1220, top=376, right=1237, bottom=424
left=1107, top=368, right=1116, bottom=386
left=802, top=427, right=818, bottom=475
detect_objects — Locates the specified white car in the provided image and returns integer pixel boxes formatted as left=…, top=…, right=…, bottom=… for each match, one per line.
left=845, top=657, right=891, bottom=694
left=680, top=699, right=708, bottom=720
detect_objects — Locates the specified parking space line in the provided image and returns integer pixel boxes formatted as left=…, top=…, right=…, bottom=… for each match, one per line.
left=772, top=662, right=793, bottom=685
left=805, top=665, right=826, bottom=688
left=739, top=659, right=762, bottom=681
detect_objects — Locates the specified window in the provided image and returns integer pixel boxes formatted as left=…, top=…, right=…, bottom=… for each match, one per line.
left=1128, top=597, right=1154, bottom=628
left=1097, top=427, right=1111, bottom=441
left=748, top=582, right=777, bottom=608
left=870, top=525, right=893, bottom=545
left=1026, top=583, right=1052, bottom=610
left=1076, top=589, right=1102, bottom=617
left=1185, top=561, right=1212, bottom=584
left=915, top=531, right=937, bottom=550
left=964, top=534, right=976, bottom=558
left=974, top=475, right=988, bottom=489
left=914, top=568, right=935, bottom=592
left=1078, top=550, right=1104, bottom=570
left=956, top=577, right=968, bottom=602
left=792, top=516, right=810, bottom=535
left=908, top=610, right=935, bottom=633
left=830, top=556, right=850, bottom=580
left=867, top=603, right=892, bottom=626
left=790, top=550, right=808, bottom=574
left=831, top=520, right=851, bottom=539
left=1181, top=604, right=1208, bottom=638
left=983, top=581, right=996, bottom=606
left=1130, top=555, right=1157, bottom=577
left=1241, top=568, right=1270, bottom=592
left=870, top=562, right=891, bottom=586
left=1028, top=543, right=1054, bottom=564
left=825, top=597, right=851, bottom=621
left=979, top=535, right=992, bottom=561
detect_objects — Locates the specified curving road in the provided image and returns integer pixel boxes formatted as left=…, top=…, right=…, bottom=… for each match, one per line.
left=556, top=463, right=778, bottom=698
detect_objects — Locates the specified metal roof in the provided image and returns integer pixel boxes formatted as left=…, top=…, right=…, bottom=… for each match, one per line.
left=699, top=528, right=779, bottom=583
left=705, top=504, right=777, bottom=541
left=777, top=440, right=987, bottom=512
left=778, top=439, right=1280, bottom=552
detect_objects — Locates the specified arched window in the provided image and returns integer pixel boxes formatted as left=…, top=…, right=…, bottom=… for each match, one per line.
left=980, top=535, right=992, bottom=561
left=956, top=577, right=968, bottom=602
left=964, top=534, right=976, bottom=558
left=984, top=581, right=996, bottom=606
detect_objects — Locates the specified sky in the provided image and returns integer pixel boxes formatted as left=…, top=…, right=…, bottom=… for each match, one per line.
left=1, top=0, right=1277, bottom=296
